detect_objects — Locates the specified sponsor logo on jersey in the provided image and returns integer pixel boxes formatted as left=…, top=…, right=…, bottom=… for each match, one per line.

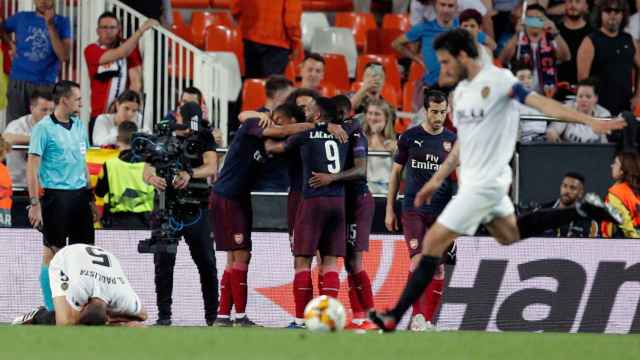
left=61, top=282, right=68, bottom=291
left=481, top=86, right=490, bottom=99
left=409, top=238, right=419, bottom=250
left=234, top=233, right=244, bottom=244
left=410, top=154, right=440, bottom=171
left=443, top=141, right=452, bottom=152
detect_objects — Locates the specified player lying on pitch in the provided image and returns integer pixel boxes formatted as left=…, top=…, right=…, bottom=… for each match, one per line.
left=13, top=244, right=147, bottom=326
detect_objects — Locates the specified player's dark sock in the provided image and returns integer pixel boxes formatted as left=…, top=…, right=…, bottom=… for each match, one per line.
left=230, top=264, right=248, bottom=314
left=409, top=272, right=422, bottom=317
left=390, top=256, right=440, bottom=322
left=422, top=277, right=444, bottom=322
left=518, top=208, right=580, bottom=239
left=293, top=270, right=313, bottom=320
left=348, top=274, right=365, bottom=318
left=218, top=269, right=233, bottom=316
left=354, top=270, right=374, bottom=311
left=40, top=266, right=53, bottom=311
left=321, top=271, right=339, bottom=298
left=33, top=309, right=56, bottom=325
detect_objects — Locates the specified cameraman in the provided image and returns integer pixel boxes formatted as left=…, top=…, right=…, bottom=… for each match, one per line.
left=143, top=102, right=219, bottom=326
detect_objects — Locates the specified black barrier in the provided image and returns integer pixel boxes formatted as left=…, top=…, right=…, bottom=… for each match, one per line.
left=517, top=143, right=616, bottom=207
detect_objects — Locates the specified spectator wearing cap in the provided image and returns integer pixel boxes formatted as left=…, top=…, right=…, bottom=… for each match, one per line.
left=92, top=90, right=142, bottom=147
left=94, top=121, right=154, bottom=229
left=578, top=0, right=640, bottom=118
left=499, top=4, right=570, bottom=97
left=231, top=0, right=302, bottom=78
left=536, top=172, right=598, bottom=237
left=2, top=91, right=54, bottom=188
left=546, top=78, right=611, bottom=143
left=0, top=0, right=71, bottom=124
left=556, top=0, right=592, bottom=88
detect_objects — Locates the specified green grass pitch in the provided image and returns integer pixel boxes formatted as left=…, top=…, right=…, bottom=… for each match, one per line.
left=1, top=326, right=638, bottom=360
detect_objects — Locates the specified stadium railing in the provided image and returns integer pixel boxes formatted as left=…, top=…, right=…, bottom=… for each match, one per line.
left=1, top=0, right=232, bottom=146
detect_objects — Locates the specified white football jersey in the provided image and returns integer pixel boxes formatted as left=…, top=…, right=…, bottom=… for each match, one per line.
left=452, top=65, right=520, bottom=188
left=49, top=244, right=141, bottom=316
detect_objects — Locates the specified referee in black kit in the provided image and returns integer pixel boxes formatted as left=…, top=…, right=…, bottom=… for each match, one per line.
left=26, top=80, right=96, bottom=311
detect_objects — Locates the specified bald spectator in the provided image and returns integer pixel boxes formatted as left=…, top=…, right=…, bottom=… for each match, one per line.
left=556, top=0, right=592, bottom=87
left=578, top=0, right=640, bottom=117
left=2, top=90, right=53, bottom=188
left=231, top=0, right=302, bottom=78
left=0, top=0, right=70, bottom=124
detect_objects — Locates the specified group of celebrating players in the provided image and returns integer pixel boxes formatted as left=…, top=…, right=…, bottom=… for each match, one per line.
left=12, top=28, right=624, bottom=330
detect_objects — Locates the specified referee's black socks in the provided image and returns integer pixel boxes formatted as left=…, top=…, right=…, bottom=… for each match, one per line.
left=517, top=208, right=580, bottom=239
left=390, top=255, right=441, bottom=322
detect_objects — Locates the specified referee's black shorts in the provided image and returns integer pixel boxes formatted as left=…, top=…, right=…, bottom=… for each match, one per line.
left=41, top=188, right=95, bottom=249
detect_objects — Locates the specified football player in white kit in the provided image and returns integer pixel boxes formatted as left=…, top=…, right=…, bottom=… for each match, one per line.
left=370, top=29, right=625, bottom=331
left=13, top=244, right=147, bottom=326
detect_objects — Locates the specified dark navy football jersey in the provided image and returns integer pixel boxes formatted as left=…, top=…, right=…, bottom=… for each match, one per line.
left=394, top=126, right=457, bottom=214
left=343, top=120, right=369, bottom=196
left=285, top=128, right=349, bottom=198
left=288, top=151, right=304, bottom=192
left=213, top=118, right=266, bottom=199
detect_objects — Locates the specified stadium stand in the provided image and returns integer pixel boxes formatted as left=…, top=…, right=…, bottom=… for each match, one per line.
left=310, top=27, right=358, bottom=78
left=335, top=12, right=377, bottom=51
left=192, top=11, right=235, bottom=49
left=205, top=24, right=245, bottom=75
left=382, top=13, right=411, bottom=32
left=241, top=78, right=267, bottom=111
left=321, top=53, right=351, bottom=92
left=355, top=54, right=402, bottom=97
left=301, top=12, right=330, bottom=51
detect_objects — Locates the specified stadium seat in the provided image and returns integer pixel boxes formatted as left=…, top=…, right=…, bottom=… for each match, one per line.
left=301, top=12, right=330, bottom=51
left=334, top=12, right=376, bottom=51
left=310, top=27, right=358, bottom=78
left=205, top=25, right=245, bottom=75
left=408, top=60, right=425, bottom=83
left=192, top=11, right=235, bottom=49
left=355, top=54, right=402, bottom=97
left=210, top=0, right=232, bottom=8
left=402, top=80, right=417, bottom=113
left=351, top=81, right=400, bottom=108
left=364, top=28, right=403, bottom=55
left=382, top=13, right=411, bottom=32
left=171, top=23, right=194, bottom=44
left=172, top=11, right=186, bottom=28
left=321, top=53, right=350, bottom=92
left=241, top=78, right=267, bottom=111
left=172, top=0, right=209, bottom=8
left=302, top=0, right=353, bottom=11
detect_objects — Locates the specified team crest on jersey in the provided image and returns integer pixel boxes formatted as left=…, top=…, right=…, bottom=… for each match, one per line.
left=61, top=282, right=69, bottom=291
left=409, top=238, right=419, bottom=250
left=442, top=141, right=452, bottom=152
left=481, top=86, right=490, bottom=99
left=234, top=233, right=244, bottom=244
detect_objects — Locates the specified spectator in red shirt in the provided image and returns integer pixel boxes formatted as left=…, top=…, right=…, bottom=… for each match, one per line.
left=83, top=11, right=157, bottom=142
left=231, top=0, right=302, bottom=78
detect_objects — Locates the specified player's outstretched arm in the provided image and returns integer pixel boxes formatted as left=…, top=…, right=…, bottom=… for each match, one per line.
left=263, top=122, right=314, bottom=138
left=524, top=92, right=626, bottom=134
left=309, top=157, right=366, bottom=188
left=385, top=163, right=404, bottom=231
left=264, top=139, right=287, bottom=154
left=414, top=141, right=460, bottom=208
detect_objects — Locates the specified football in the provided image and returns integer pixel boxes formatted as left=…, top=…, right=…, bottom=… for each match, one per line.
left=303, top=295, right=346, bottom=332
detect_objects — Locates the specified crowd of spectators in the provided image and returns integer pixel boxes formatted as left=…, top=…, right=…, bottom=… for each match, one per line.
left=0, top=0, right=639, bottom=238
